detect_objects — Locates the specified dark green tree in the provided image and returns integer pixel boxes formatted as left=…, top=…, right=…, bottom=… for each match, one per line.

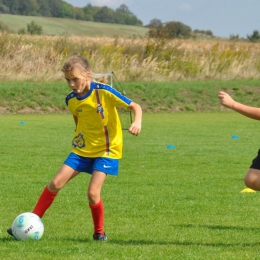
left=49, top=0, right=62, bottom=17
left=83, top=4, right=95, bottom=21
left=193, top=29, right=214, bottom=37
left=164, top=21, right=192, bottom=38
left=116, top=4, right=133, bottom=16
left=229, top=34, right=240, bottom=41
left=27, top=20, right=42, bottom=35
left=147, top=19, right=163, bottom=28
left=94, top=6, right=114, bottom=23
left=0, top=4, right=9, bottom=13
left=115, top=4, right=142, bottom=25
left=149, top=21, right=192, bottom=39
left=60, top=2, right=75, bottom=19
left=75, top=7, right=84, bottom=20
left=37, top=0, right=51, bottom=17
left=205, top=30, right=213, bottom=36
left=247, top=30, right=260, bottom=42
left=123, top=14, right=142, bottom=25
left=17, top=0, right=39, bottom=15
left=3, top=0, right=19, bottom=14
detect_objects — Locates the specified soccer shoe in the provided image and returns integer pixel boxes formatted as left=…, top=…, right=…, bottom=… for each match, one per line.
left=7, top=228, right=14, bottom=237
left=93, top=233, right=107, bottom=241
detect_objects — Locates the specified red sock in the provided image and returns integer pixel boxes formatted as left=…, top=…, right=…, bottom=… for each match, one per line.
left=89, top=199, right=104, bottom=234
left=32, top=186, right=58, bottom=218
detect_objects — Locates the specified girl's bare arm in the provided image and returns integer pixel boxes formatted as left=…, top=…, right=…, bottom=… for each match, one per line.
left=128, top=102, right=142, bottom=136
left=218, top=91, right=260, bottom=120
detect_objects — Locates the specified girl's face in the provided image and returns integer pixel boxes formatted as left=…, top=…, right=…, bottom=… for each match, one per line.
left=64, top=69, right=91, bottom=97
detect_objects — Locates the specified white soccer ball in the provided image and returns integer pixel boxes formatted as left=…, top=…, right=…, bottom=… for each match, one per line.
left=12, top=212, right=44, bottom=241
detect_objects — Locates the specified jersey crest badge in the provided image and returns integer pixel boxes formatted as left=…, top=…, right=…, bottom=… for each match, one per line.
left=72, top=133, right=85, bottom=148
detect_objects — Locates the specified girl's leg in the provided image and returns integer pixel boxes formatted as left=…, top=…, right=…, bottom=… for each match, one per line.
left=88, top=170, right=106, bottom=236
left=244, top=168, right=260, bottom=190
left=33, top=164, right=79, bottom=217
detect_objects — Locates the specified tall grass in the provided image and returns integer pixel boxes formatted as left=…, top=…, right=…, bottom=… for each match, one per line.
left=1, top=32, right=260, bottom=82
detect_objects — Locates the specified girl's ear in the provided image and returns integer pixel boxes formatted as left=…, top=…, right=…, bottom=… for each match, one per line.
left=86, top=71, right=92, bottom=79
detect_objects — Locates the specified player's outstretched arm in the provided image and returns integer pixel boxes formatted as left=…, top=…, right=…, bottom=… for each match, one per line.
left=128, top=102, right=142, bottom=136
left=218, top=91, right=260, bottom=120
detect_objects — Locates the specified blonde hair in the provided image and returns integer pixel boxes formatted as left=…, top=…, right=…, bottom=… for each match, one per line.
left=62, top=55, right=92, bottom=79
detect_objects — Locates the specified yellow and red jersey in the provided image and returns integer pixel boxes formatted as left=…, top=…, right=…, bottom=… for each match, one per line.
left=65, top=81, right=132, bottom=159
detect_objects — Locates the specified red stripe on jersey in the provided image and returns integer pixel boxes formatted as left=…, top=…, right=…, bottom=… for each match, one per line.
left=95, top=89, right=101, bottom=104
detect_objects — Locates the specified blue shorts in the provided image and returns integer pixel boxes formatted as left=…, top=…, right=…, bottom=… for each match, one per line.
left=64, top=152, right=119, bottom=176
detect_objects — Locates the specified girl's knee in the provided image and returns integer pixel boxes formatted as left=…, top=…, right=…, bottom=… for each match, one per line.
left=244, top=170, right=260, bottom=190
left=48, top=180, right=62, bottom=192
left=87, top=189, right=96, bottom=200
left=87, top=188, right=100, bottom=204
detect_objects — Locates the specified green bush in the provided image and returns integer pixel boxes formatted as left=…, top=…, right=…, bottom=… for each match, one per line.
left=27, top=21, right=43, bottom=35
left=18, top=28, right=26, bottom=34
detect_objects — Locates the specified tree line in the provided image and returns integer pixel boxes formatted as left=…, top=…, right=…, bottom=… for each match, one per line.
left=0, top=0, right=258, bottom=41
left=0, top=0, right=143, bottom=26
left=147, top=18, right=213, bottom=39
left=147, top=18, right=260, bottom=42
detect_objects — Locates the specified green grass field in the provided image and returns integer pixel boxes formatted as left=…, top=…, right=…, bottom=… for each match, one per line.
left=0, top=14, right=148, bottom=37
left=2, top=79, right=260, bottom=113
left=1, top=112, right=260, bottom=259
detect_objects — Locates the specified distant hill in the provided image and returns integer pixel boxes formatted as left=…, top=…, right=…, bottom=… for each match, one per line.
left=0, top=14, right=148, bottom=37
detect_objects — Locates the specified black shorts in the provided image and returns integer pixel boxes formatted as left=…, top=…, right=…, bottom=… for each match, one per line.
left=250, top=149, right=260, bottom=170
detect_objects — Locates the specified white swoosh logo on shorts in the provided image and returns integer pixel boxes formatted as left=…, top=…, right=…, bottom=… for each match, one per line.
left=103, top=165, right=111, bottom=168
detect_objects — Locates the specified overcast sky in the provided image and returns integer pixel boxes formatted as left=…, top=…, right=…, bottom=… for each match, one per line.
left=64, top=0, right=259, bottom=38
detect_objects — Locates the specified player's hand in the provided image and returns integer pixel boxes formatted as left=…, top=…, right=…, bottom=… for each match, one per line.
left=128, top=122, right=141, bottom=136
left=218, top=91, right=235, bottom=109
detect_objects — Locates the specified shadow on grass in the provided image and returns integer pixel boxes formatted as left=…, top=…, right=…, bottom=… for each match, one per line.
left=172, top=223, right=260, bottom=232
left=0, top=236, right=92, bottom=243
left=2, top=236, right=260, bottom=248
left=2, top=223, right=260, bottom=248
left=109, top=223, right=260, bottom=248
left=109, top=239, right=260, bottom=247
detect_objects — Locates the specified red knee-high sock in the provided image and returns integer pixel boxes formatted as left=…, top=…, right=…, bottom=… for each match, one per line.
left=32, top=186, right=58, bottom=218
left=89, top=199, right=104, bottom=234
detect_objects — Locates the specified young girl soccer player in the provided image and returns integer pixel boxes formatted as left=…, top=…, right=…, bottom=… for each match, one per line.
left=7, top=55, right=142, bottom=240
left=218, top=91, right=260, bottom=191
